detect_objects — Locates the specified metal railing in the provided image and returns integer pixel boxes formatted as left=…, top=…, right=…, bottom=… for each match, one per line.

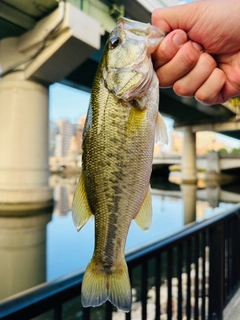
left=1, top=204, right=240, bottom=320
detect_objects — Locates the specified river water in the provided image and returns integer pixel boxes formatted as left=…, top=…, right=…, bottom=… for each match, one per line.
left=0, top=172, right=239, bottom=304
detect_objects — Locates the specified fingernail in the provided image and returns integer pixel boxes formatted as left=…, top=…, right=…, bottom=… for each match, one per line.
left=173, top=33, right=187, bottom=46
left=195, top=97, right=210, bottom=105
left=192, top=41, right=204, bottom=52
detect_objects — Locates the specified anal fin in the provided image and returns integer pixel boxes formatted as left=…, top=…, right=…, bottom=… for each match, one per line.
left=134, top=187, right=152, bottom=231
left=72, top=173, right=92, bottom=231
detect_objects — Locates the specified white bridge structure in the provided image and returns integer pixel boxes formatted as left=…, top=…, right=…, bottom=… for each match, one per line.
left=152, top=186, right=240, bottom=205
left=0, top=0, right=240, bottom=210
left=153, top=152, right=240, bottom=174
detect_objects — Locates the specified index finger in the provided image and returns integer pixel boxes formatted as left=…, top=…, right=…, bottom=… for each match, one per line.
left=152, top=30, right=188, bottom=69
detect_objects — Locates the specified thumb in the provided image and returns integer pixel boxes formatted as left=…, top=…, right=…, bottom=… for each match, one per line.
left=151, top=3, right=201, bottom=33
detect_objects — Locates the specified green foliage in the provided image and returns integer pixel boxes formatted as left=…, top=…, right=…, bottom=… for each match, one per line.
left=231, top=148, right=240, bottom=154
left=218, top=148, right=228, bottom=154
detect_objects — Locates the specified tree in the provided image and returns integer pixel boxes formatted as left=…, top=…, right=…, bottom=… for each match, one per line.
left=231, top=148, right=240, bottom=154
left=218, top=148, right=228, bottom=155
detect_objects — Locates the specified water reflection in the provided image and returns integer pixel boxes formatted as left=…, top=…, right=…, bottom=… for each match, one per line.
left=50, top=174, right=77, bottom=216
left=0, top=209, right=52, bottom=300
left=181, top=183, right=197, bottom=225
left=1, top=172, right=239, bottom=307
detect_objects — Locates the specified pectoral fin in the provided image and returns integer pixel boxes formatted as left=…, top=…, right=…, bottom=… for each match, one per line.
left=155, top=112, right=168, bottom=145
left=134, top=187, right=152, bottom=231
left=72, top=173, right=92, bottom=231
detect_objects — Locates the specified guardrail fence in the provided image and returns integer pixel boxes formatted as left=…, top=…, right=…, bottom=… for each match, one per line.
left=1, top=205, right=240, bottom=320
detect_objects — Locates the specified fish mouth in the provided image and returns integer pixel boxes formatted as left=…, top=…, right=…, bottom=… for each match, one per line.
left=105, top=17, right=165, bottom=101
left=117, top=17, right=166, bottom=39
left=118, top=17, right=166, bottom=57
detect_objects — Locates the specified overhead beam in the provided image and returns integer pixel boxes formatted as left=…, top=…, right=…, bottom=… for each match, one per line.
left=177, top=118, right=240, bottom=133
left=0, top=1, right=35, bottom=31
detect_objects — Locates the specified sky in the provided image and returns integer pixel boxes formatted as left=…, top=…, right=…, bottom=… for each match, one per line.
left=49, top=83, right=90, bottom=123
left=49, top=83, right=240, bottom=149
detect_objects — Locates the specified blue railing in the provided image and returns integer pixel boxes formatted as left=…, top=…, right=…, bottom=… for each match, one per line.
left=1, top=204, right=240, bottom=320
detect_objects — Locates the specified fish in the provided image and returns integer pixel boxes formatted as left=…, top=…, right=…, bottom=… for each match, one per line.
left=72, top=17, right=168, bottom=312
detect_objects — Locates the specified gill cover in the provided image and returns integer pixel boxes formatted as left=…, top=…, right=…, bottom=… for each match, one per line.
left=103, top=17, right=166, bottom=101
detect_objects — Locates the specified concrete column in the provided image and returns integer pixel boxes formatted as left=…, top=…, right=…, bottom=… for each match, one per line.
left=0, top=72, right=53, bottom=211
left=206, top=186, right=220, bottom=208
left=0, top=210, right=52, bottom=300
left=206, top=151, right=220, bottom=174
left=182, top=127, right=197, bottom=184
left=181, top=183, right=197, bottom=225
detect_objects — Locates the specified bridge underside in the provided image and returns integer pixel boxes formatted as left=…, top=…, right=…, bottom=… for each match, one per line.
left=0, top=0, right=239, bottom=140
left=0, top=0, right=239, bottom=210
left=63, top=55, right=240, bottom=140
left=221, top=167, right=240, bottom=175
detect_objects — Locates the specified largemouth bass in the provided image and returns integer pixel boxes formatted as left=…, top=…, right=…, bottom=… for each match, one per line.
left=72, top=17, right=167, bottom=312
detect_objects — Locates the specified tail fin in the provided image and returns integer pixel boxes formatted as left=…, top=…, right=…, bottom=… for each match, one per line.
left=81, top=258, right=132, bottom=312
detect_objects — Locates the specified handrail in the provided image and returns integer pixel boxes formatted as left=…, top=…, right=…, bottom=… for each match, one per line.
left=126, top=203, right=240, bottom=263
left=1, top=203, right=240, bottom=319
left=0, top=268, right=85, bottom=319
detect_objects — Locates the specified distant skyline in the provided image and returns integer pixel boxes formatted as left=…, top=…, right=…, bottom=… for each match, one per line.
left=49, top=83, right=90, bottom=123
left=49, top=83, right=240, bottom=149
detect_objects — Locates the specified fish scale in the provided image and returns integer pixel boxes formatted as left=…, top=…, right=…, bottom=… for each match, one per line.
left=72, top=17, right=167, bottom=312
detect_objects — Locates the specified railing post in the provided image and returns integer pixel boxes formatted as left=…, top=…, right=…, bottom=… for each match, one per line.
left=167, top=248, right=173, bottom=320
left=232, top=214, right=240, bottom=291
left=177, top=244, right=182, bottom=320
left=201, top=231, right=206, bottom=320
left=54, top=304, right=62, bottom=320
left=141, top=260, right=148, bottom=320
left=82, top=307, right=90, bottom=320
left=209, top=223, right=224, bottom=320
left=186, top=239, right=192, bottom=320
left=155, top=254, right=161, bottom=320
left=105, top=301, right=112, bottom=320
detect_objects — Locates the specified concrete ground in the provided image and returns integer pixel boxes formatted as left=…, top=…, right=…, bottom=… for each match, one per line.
left=224, top=287, right=240, bottom=320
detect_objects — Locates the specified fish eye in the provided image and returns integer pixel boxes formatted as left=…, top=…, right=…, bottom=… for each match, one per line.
left=109, top=36, right=121, bottom=49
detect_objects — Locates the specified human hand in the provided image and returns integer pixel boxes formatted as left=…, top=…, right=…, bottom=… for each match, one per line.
left=152, top=0, right=240, bottom=105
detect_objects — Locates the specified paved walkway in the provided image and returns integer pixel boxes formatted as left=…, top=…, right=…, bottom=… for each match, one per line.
left=224, top=287, right=240, bottom=320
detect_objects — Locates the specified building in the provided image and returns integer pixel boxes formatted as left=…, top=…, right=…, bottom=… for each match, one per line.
left=49, top=121, right=58, bottom=156
left=170, top=130, right=230, bottom=155
left=55, top=119, right=73, bottom=157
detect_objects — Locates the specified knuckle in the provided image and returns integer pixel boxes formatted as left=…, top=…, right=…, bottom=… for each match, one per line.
left=194, top=90, right=211, bottom=104
left=158, top=41, right=177, bottom=62
left=157, top=69, right=173, bottom=87
left=195, top=68, right=226, bottom=103
left=173, top=81, right=193, bottom=97
left=178, top=43, right=199, bottom=68
left=172, top=82, right=180, bottom=94
left=201, top=52, right=217, bottom=69
left=214, top=67, right=226, bottom=82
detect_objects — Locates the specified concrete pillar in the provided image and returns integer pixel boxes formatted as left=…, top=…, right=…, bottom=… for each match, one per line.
left=206, top=186, right=220, bottom=208
left=0, top=210, right=52, bottom=300
left=182, top=127, right=197, bottom=184
left=206, top=151, right=220, bottom=174
left=0, top=72, right=53, bottom=211
left=181, top=183, right=197, bottom=225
